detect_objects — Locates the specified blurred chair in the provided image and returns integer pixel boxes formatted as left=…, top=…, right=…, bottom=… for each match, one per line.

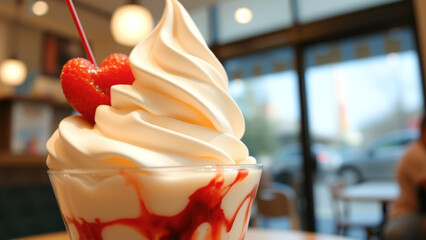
left=418, top=185, right=426, bottom=215
left=0, top=184, right=65, bottom=239
left=330, top=179, right=380, bottom=240
left=418, top=185, right=426, bottom=238
left=253, top=175, right=300, bottom=230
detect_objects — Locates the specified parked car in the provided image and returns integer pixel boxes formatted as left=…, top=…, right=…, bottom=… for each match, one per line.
left=268, top=143, right=342, bottom=185
left=336, top=129, right=419, bottom=185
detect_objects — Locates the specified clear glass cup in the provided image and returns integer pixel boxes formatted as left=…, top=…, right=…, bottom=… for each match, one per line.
left=48, top=164, right=262, bottom=240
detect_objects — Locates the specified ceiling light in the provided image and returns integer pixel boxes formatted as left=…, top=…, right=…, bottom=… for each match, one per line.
left=111, top=4, right=154, bottom=47
left=0, top=59, right=28, bottom=86
left=234, top=7, right=253, bottom=24
left=32, top=1, right=49, bottom=16
left=1, top=0, right=27, bottom=86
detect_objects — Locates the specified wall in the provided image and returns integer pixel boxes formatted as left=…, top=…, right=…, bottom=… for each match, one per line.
left=0, top=21, right=14, bottom=96
left=298, top=0, right=399, bottom=23
left=216, top=0, right=293, bottom=44
left=0, top=8, right=131, bottom=99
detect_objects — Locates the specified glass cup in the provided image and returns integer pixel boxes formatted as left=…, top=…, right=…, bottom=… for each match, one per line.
left=48, top=164, right=262, bottom=240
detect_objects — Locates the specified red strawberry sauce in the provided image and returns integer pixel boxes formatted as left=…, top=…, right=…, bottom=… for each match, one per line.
left=65, top=169, right=258, bottom=240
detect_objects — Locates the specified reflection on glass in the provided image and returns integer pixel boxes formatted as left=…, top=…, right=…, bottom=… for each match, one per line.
left=307, top=52, right=421, bottom=146
left=305, top=27, right=423, bottom=237
left=230, top=71, right=299, bottom=158
left=226, top=48, right=302, bottom=229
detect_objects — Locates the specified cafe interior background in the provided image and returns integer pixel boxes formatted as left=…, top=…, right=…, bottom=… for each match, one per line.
left=0, top=0, right=426, bottom=239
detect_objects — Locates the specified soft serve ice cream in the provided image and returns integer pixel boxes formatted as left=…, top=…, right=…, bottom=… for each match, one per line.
left=47, top=0, right=255, bottom=169
left=47, top=0, right=261, bottom=239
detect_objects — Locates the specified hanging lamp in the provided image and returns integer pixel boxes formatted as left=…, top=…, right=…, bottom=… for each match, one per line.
left=0, top=0, right=27, bottom=86
left=110, top=0, right=154, bottom=47
left=234, top=7, right=253, bottom=24
left=32, top=0, right=50, bottom=16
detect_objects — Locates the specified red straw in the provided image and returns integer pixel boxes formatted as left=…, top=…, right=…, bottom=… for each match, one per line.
left=65, top=0, right=97, bottom=66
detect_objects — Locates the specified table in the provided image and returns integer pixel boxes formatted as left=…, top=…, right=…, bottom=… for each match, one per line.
left=339, top=180, right=400, bottom=238
left=246, top=228, right=358, bottom=240
left=11, top=228, right=357, bottom=240
left=339, top=181, right=400, bottom=220
left=340, top=181, right=399, bottom=203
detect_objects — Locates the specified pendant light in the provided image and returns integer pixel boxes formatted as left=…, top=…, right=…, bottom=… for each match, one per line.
left=32, top=0, right=49, bottom=16
left=234, top=7, right=253, bottom=24
left=0, top=0, right=27, bottom=86
left=110, top=0, right=154, bottom=47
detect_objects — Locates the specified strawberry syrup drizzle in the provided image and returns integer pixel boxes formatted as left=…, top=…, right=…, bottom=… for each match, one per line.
left=65, top=169, right=258, bottom=240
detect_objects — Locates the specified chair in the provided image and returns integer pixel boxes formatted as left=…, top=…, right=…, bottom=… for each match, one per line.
left=0, top=184, right=65, bottom=239
left=418, top=185, right=426, bottom=214
left=253, top=181, right=300, bottom=230
left=418, top=185, right=426, bottom=238
left=330, top=179, right=380, bottom=240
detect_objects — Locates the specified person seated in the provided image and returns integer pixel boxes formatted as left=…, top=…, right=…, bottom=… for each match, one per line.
left=384, top=117, right=426, bottom=240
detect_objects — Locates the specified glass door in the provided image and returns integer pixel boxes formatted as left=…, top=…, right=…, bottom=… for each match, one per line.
left=304, top=27, right=424, bottom=238
left=225, top=47, right=304, bottom=229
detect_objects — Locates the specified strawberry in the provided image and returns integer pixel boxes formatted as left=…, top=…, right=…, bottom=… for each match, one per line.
left=60, top=53, right=135, bottom=124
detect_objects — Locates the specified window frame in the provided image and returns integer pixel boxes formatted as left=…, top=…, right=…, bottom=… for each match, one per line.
left=212, top=0, right=425, bottom=232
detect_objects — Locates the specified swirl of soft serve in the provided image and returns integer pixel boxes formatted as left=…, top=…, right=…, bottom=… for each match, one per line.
left=46, top=0, right=255, bottom=169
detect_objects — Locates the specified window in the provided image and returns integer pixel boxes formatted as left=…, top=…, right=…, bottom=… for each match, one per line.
left=226, top=48, right=303, bottom=228
left=213, top=0, right=421, bottom=235
left=305, top=27, right=423, bottom=236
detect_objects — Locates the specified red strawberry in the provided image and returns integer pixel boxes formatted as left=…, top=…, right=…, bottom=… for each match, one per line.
left=61, top=53, right=135, bottom=124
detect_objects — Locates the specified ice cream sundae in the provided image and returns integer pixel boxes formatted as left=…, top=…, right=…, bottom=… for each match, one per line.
left=47, top=0, right=261, bottom=239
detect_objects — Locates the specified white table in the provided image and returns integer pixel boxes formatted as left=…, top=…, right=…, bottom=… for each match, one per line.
left=340, top=181, right=399, bottom=203
left=246, top=228, right=358, bottom=240
left=339, top=181, right=400, bottom=231
left=340, top=181, right=399, bottom=218
left=12, top=229, right=358, bottom=240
